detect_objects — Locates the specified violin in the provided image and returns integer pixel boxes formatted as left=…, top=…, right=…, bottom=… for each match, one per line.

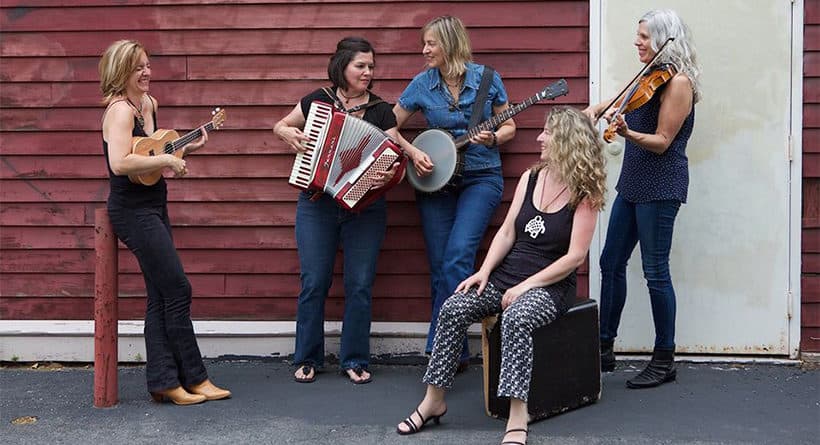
left=595, top=36, right=676, bottom=143
left=602, top=64, right=677, bottom=142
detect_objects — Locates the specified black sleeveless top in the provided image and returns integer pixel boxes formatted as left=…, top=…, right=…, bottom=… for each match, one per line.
left=103, top=110, right=167, bottom=208
left=489, top=171, right=576, bottom=309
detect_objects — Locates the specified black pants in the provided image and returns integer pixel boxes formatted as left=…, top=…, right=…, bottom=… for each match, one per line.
left=108, top=203, right=207, bottom=392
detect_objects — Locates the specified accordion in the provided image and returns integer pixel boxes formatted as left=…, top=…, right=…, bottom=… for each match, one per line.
left=288, top=101, right=405, bottom=211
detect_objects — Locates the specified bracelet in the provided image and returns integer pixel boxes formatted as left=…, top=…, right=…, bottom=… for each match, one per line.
left=491, top=132, right=498, bottom=146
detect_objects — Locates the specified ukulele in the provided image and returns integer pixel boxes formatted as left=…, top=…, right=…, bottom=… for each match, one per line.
left=128, top=108, right=226, bottom=186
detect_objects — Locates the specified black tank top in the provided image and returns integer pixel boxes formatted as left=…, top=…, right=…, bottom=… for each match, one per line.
left=103, top=111, right=167, bottom=208
left=489, top=171, right=576, bottom=308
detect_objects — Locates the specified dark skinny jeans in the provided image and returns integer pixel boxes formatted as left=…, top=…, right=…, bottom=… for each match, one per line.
left=108, top=203, right=208, bottom=392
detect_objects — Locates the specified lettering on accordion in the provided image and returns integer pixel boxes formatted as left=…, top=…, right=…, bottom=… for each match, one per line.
left=289, top=101, right=404, bottom=211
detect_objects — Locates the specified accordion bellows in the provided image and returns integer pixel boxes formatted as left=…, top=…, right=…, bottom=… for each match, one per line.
left=289, top=101, right=404, bottom=211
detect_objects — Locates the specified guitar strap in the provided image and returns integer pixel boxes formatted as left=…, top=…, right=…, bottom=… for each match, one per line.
left=468, top=65, right=495, bottom=131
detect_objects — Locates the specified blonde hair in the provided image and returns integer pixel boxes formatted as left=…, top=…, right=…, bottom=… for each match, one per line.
left=99, top=40, right=146, bottom=105
left=640, top=9, right=702, bottom=103
left=533, top=106, right=607, bottom=211
left=422, top=15, right=472, bottom=79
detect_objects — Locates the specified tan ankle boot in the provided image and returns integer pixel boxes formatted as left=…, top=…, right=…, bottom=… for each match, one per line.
left=150, top=386, right=207, bottom=405
left=187, top=379, right=231, bottom=401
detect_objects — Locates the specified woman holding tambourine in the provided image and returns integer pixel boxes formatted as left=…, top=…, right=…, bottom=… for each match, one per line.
left=392, top=15, right=516, bottom=370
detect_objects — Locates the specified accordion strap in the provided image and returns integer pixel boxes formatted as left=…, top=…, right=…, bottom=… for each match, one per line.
left=322, top=87, right=385, bottom=114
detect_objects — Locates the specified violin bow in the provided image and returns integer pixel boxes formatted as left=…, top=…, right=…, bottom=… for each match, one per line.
left=595, top=37, right=676, bottom=121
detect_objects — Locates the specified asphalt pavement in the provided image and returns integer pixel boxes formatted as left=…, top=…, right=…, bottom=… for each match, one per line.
left=1, top=358, right=818, bottom=444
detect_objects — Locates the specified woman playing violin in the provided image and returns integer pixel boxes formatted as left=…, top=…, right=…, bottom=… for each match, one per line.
left=583, top=9, right=701, bottom=389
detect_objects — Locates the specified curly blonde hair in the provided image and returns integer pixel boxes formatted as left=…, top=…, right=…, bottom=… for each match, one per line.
left=533, top=106, right=607, bottom=211
left=99, top=40, right=146, bottom=105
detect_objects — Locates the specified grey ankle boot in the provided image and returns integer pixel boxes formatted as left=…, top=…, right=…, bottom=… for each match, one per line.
left=626, top=348, right=676, bottom=389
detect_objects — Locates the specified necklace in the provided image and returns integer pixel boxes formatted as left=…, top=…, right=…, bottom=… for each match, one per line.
left=337, top=89, right=367, bottom=105
left=539, top=169, right=568, bottom=211
left=443, top=74, right=463, bottom=88
left=126, top=97, right=144, bottom=128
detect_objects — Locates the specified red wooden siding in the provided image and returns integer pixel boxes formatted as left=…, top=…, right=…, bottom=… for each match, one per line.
left=804, top=0, right=820, bottom=353
left=0, top=1, right=590, bottom=321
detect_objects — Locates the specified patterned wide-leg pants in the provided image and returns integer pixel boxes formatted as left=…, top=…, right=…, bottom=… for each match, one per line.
left=422, top=282, right=562, bottom=402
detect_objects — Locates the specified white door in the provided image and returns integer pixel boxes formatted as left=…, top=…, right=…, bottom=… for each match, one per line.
left=590, top=0, right=796, bottom=354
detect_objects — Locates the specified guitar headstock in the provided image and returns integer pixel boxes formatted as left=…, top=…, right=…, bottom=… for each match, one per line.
left=210, top=107, right=227, bottom=130
left=537, top=79, right=569, bottom=101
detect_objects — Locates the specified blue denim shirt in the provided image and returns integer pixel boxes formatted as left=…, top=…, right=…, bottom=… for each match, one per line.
left=397, top=62, right=509, bottom=171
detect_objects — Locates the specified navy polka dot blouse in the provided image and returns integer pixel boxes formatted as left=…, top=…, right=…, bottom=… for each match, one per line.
left=616, top=83, right=695, bottom=203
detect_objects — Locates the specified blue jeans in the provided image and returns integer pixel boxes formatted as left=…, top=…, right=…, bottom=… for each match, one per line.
left=599, top=194, right=681, bottom=350
left=107, top=204, right=208, bottom=393
left=416, top=168, right=504, bottom=360
left=293, top=192, right=386, bottom=370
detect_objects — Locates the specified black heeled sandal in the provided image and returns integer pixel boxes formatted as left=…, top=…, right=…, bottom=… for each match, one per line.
left=501, top=427, right=528, bottom=445
left=396, top=407, right=447, bottom=435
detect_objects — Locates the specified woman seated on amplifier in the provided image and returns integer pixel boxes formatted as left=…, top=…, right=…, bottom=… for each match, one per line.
left=273, top=36, right=402, bottom=385
left=395, top=106, right=606, bottom=445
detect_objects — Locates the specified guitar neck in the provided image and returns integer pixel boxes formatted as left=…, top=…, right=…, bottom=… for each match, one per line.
left=167, top=121, right=215, bottom=154
left=453, top=93, right=546, bottom=149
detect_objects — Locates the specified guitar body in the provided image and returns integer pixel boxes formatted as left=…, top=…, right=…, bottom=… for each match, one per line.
left=128, top=129, right=181, bottom=186
left=406, top=129, right=458, bottom=193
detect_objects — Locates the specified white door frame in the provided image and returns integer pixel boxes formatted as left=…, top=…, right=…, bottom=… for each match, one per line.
left=587, top=0, right=803, bottom=358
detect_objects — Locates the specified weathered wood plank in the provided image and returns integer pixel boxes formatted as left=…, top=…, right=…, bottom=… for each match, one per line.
left=0, top=271, right=438, bottom=300
left=0, top=225, right=440, bottom=249
left=805, top=153, right=820, bottom=178
left=0, top=28, right=586, bottom=57
left=187, top=52, right=589, bottom=81
left=0, top=56, right=186, bottom=83
left=1, top=3, right=587, bottom=31
left=0, top=78, right=587, bottom=108
left=0, top=128, right=548, bottom=155
left=2, top=0, right=501, bottom=5
left=0, top=152, right=542, bottom=181
left=806, top=52, right=820, bottom=77
left=803, top=303, right=820, bottom=326
left=801, top=328, right=820, bottom=352
left=803, top=227, right=819, bottom=253
left=803, top=277, right=820, bottom=302
left=803, top=253, right=820, bottom=274
left=0, top=248, right=433, bottom=274
left=0, top=104, right=565, bottom=132
left=0, top=201, right=442, bottom=228
left=0, top=296, right=435, bottom=321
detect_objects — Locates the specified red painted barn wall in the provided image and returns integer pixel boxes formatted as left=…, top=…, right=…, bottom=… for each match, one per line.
left=0, top=1, right=589, bottom=322
left=803, top=0, right=820, bottom=353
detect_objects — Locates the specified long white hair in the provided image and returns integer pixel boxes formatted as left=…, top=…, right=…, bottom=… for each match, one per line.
left=641, top=9, right=702, bottom=103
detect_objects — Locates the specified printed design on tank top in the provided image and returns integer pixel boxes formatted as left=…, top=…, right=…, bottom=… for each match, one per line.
left=524, top=215, right=546, bottom=239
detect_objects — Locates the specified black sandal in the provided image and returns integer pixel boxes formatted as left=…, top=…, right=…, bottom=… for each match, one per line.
left=293, top=364, right=316, bottom=383
left=341, top=365, right=372, bottom=385
left=396, top=407, right=447, bottom=435
left=501, top=428, right=528, bottom=445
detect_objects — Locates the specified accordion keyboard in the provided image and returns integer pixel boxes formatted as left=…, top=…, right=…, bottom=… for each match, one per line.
left=288, top=101, right=333, bottom=189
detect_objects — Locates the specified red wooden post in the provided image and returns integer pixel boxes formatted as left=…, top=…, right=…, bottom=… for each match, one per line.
left=94, top=207, right=118, bottom=408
